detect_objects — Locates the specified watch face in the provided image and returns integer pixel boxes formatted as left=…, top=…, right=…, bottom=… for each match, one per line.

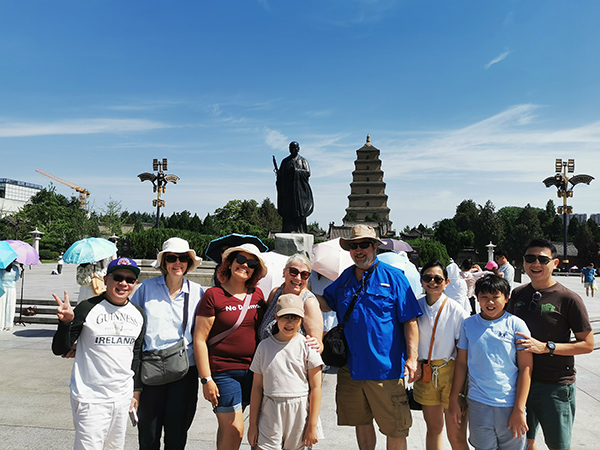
left=548, top=341, right=556, bottom=352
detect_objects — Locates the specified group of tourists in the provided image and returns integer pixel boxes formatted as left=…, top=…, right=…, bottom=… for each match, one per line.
left=51, top=227, right=593, bottom=450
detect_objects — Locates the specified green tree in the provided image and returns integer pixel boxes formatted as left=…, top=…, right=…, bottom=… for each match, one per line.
left=434, top=219, right=461, bottom=259
left=100, top=199, right=124, bottom=235
left=257, top=198, right=281, bottom=233
left=567, top=217, right=580, bottom=240
left=574, top=221, right=599, bottom=265
left=406, top=238, right=450, bottom=266
left=474, top=200, right=505, bottom=258
left=454, top=200, right=479, bottom=232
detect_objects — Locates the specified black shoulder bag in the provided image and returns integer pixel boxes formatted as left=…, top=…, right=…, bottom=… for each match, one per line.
left=322, top=263, right=378, bottom=368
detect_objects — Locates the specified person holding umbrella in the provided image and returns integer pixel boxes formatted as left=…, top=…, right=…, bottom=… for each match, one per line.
left=0, top=260, right=20, bottom=331
left=131, top=237, right=204, bottom=450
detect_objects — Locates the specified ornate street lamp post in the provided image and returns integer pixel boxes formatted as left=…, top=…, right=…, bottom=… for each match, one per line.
left=138, top=158, right=180, bottom=228
left=543, top=159, right=593, bottom=271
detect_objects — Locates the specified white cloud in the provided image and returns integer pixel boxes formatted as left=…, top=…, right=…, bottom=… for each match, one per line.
left=265, top=128, right=288, bottom=151
left=485, top=50, right=510, bottom=69
left=0, top=118, right=169, bottom=137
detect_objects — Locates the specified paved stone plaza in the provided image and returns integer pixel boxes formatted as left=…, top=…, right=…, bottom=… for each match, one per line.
left=0, top=263, right=598, bottom=449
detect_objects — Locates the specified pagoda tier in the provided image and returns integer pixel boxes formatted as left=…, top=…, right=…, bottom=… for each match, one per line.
left=344, top=135, right=392, bottom=225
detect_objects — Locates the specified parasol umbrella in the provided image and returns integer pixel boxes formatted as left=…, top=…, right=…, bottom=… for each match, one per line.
left=256, top=251, right=289, bottom=297
left=63, top=237, right=117, bottom=265
left=379, top=238, right=413, bottom=253
left=0, top=241, right=19, bottom=269
left=377, top=252, right=422, bottom=297
left=205, top=234, right=268, bottom=264
left=311, top=238, right=354, bottom=281
left=6, top=240, right=40, bottom=265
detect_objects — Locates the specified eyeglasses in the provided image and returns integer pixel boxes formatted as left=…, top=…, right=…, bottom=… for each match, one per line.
left=165, top=254, right=190, bottom=264
left=524, top=254, right=553, bottom=265
left=287, top=267, right=311, bottom=280
left=421, top=274, right=445, bottom=284
left=529, top=291, right=542, bottom=312
left=349, top=241, right=372, bottom=250
left=110, top=273, right=137, bottom=285
left=236, top=253, right=259, bottom=269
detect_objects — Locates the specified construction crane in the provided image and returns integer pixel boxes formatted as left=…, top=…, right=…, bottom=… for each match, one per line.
left=35, top=168, right=90, bottom=208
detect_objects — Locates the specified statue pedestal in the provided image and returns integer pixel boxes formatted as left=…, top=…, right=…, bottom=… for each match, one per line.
left=274, top=233, right=314, bottom=258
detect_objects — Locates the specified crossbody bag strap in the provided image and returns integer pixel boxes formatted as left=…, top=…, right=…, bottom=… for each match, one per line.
left=181, top=280, right=190, bottom=338
left=426, top=296, right=448, bottom=364
left=340, top=262, right=379, bottom=329
left=207, top=292, right=253, bottom=347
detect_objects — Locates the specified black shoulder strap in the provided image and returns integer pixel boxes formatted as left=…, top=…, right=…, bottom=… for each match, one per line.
left=340, top=262, right=379, bottom=328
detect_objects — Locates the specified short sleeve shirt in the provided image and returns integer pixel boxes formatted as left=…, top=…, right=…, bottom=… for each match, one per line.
left=323, top=259, right=422, bottom=381
left=196, top=286, right=266, bottom=372
left=457, top=312, right=530, bottom=407
left=507, top=282, right=591, bottom=384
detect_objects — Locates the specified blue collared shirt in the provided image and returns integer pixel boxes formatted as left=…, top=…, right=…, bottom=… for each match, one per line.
left=323, top=259, right=422, bottom=380
left=131, top=275, right=204, bottom=365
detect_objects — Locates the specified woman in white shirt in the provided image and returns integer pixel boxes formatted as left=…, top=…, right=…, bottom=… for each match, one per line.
left=414, top=260, right=470, bottom=450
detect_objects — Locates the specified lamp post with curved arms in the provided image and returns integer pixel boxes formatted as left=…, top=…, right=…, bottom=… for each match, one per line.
left=543, top=159, right=593, bottom=271
left=138, top=158, right=180, bottom=228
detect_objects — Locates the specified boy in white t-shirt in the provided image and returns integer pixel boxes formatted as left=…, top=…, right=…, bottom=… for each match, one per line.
left=248, top=293, right=323, bottom=450
left=449, top=274, right=533, bottom=450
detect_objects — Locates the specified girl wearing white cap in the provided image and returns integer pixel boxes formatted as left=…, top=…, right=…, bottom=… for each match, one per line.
left=194, top=243, right=268, bottom=450
left=131, top=237, right=204, bottom=450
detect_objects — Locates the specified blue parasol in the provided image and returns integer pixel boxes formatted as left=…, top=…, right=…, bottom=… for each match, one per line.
left=0, top=241, right=19, bottom=269
left=63, top=237, right=117, bottom=264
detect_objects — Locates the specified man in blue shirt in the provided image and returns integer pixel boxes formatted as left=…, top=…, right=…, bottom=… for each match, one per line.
left=321, top=225, right=421, bottom=450
left=581, top=262, right=596, bottom=297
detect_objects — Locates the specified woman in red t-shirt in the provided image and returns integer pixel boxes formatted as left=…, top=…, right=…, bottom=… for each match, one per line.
left=194, top=243, right=267, bottom=450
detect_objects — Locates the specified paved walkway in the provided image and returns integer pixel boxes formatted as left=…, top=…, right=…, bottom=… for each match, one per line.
left=0, top=264, right=598, bottom=449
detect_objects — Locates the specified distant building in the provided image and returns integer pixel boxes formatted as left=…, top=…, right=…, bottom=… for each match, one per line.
left=0, top=178, right=43, bottom=217
left=589, top=214, right=600, bottom=226
left=566, top=213, right=587, bottom=225
left=343, top=135, right=392, bottom=234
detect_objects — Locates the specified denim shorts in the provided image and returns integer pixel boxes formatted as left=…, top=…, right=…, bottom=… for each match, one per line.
left=467, top=398, right=527, bottom=450
left=212, top=369, right=253, bottom=414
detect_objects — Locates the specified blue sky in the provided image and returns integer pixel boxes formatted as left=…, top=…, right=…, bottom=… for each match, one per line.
left=2, top=1, right=600, bottom=231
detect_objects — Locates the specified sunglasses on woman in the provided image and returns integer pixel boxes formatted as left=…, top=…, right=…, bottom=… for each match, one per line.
left=165, top=254, right=190, bottom=264
left=524, top=254, right=553, bottom=265
left=110, top=273, right=137, bottom=285
left=421, top=274, right=445, bottom=284
left=349, top=242, right=372, bottom=250
left=236, top=253, right=259, bottom=269
left=288, top=267, right=311, bottom=280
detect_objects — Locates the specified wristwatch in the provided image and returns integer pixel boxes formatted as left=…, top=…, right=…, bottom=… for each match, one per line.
left=546, top=341, right=556, bottom=356
left=201, top=376, right=212, bottom=385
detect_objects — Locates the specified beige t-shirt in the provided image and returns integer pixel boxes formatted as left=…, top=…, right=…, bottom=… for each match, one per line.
left=250, top=333, right=323, bottom=397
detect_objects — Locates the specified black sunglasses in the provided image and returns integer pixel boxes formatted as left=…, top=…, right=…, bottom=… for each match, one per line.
left=110, top=273, right=137, bottom=285
left=165, top=254, right=190, bottom=264
left=288, top=267, right=311, bottom=280
left=236, top=253, right=259, bottom=269
left=524, top=254, right=553, bottom=265
left=421, top=274, right=445, bottom=284
left=349, top=241, right=372, bottom=250
left=529, top=291, right=542, bottom=312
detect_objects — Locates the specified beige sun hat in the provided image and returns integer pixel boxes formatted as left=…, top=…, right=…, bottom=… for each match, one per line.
left=339, top=225, right=384, bottom=251
left=155, top=237, right=202, bottom=271
left=221, top=243, right=268, bottom=280
left=276, top=293, right=305, bottom=318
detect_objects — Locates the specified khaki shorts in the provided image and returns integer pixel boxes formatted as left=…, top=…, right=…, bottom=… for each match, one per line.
left=336, top=365, right=412, bottom=438
left=413, top=359, right=455, bottom=409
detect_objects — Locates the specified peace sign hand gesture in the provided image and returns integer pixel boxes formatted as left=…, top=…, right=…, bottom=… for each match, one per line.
left=53, top=291, right=74, bottom=323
